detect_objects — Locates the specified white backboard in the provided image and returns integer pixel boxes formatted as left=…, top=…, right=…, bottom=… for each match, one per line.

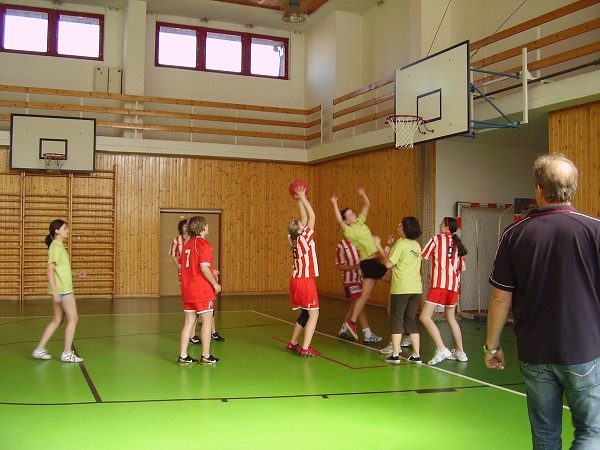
left=395, top=41, right=470, bottom=145
left=10, top=114, right=96, bottom=173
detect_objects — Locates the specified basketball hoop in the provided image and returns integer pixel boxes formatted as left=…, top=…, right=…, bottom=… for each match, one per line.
left=43, top=153, right=66, bottom=174
left=385, top=115, right=434, bottom=149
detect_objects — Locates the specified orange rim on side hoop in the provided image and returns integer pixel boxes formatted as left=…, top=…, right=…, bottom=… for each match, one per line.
left=385, top=115, right=434, bottom=149
left=43, top=153, right=67, bottom=174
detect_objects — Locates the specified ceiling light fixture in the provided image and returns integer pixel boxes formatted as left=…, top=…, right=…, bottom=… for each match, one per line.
left=282, top=0, right=306, bottom=24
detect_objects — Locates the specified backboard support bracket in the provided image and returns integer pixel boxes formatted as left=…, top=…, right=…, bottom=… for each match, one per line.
left=466, top=46, right=534, bottom=137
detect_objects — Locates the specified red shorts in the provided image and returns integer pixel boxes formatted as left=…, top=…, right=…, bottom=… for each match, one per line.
left=426, top=288, right=459, bottom=307
left=343, top=282, right=362, bottom=301
left=183, top=299, right=214, bottom=314
left=290, top=277, right=319, bottom=310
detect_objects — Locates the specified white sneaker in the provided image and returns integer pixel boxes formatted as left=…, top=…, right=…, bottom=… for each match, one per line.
left=400, top=336, right=412, bottom=347
left=427, top=347, right=452, bottom=366
left=364, top=334, right=383, bottom=343
left=379, top=342, right=393, bottom=354
left=61, top=351, right=83, bottom=363
left=338, top=322, right=349, bottom=334
left=32, top=348, right=52, bottom=360
left=447, top=349, right=468, bottom=362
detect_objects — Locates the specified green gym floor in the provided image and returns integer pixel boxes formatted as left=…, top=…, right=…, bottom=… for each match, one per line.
left=0, top=295, right=574, bottom=450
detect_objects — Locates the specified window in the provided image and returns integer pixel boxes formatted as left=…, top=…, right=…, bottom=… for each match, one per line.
left=251, top=36, right=287, bottom=77
left=206, top=32, right=242, bottom=73
left=57, top=14, right=102, bottom=58
left=0, top=4, right=103, bottom=60
left=156, top=22, right=288, bottom=79
left=157, top=25, right=197, bottom=68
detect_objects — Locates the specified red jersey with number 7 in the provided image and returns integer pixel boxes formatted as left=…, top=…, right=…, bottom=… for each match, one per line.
left=179, top=236, right=216, bottom=302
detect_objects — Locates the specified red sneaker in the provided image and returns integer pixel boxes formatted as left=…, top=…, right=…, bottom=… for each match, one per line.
left=345, top=320, right=358, bottom=339
left=299, top=346, right=321, bottom=357
left=286, top=342, right=300, bottom=352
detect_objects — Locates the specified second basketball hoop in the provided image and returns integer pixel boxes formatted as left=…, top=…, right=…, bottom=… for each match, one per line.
left=386, top=115, right=434, bottom=149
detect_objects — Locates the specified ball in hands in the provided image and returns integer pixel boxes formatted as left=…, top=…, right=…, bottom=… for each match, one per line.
left=289, top=179, right=309, bottom=197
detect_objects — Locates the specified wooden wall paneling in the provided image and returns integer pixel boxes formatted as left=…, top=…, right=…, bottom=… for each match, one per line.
left=22, top=174, right=70, bottom=299
left=549, top=101, right=600, bottom=218
left=71, top=169, right=116, bottom=299
left=0, top=172, right=22, bottom=299
left=94, top=151, right=311, bottom=297
left=2, top=143, right=433, bottom=301
left=91, top=147, right=431, bottom=299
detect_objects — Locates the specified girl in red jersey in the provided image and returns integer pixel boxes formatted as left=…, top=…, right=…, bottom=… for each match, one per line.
left=177, top=216, right=221, bottom=365
left=286, top=185, right=321, bottom=357
left=420, top=217, right=468, bottom=366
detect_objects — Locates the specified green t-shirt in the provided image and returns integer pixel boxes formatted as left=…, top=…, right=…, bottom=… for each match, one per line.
left=388, top=238, right=422, bottom=294
left=342, top=214, right=376, bottom=260
left=47, top=240, right=73, bottom=295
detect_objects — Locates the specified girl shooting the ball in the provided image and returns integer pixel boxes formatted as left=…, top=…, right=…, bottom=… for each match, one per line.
left=286, top=183, right=321, bottom=357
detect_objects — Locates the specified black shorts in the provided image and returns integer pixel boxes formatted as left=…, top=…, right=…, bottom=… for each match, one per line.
left=359, top=258, right=388, bottom=280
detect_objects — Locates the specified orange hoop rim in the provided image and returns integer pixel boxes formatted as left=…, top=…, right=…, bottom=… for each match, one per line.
left=43, top=153, right=67, bottom=160
left=385, top=114, right=434, bottom=135
left=385, top=114, right=424, bottom=124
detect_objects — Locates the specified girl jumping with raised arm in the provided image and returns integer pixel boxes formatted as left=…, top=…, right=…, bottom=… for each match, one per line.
left=330, top=187, right=385, bottom=342
left=286, top=185, right=321, bottom=357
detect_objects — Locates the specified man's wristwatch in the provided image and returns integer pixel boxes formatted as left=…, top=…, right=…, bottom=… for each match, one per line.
left=483, top=344, right=501, bottom=354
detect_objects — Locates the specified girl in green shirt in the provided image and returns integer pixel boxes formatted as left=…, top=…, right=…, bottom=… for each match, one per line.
left=32, top=220, right=86, bottom=363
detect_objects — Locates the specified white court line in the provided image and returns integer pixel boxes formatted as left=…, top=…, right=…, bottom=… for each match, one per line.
left=251, top=309, right=573, bottom=411
left=2, top=308, right=570, bottom=410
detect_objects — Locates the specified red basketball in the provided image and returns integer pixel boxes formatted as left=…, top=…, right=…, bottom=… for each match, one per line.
left=289, top=179, right=309, bottom=196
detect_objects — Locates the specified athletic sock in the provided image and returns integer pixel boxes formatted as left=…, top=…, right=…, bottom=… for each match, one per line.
left=362, top=327, right=372, bottom=338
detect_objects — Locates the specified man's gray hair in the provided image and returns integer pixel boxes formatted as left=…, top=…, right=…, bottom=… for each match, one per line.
left=533, top=153, right=578, bottom=203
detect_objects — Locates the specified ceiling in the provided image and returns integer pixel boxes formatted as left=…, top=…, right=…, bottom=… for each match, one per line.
left=212, top=0, right=329, bottom=15
left=59, top=0, right=379, bottom=30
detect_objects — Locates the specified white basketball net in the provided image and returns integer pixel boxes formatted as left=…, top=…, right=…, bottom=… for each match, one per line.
left=386, top=115, right=423, bottom=149
left=43, top=154, right=66, bottom=174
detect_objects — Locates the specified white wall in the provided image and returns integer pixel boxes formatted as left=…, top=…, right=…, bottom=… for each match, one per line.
left=435, top=139, right=541, bottom=222
left=362, top=1, right=412, bottom=83
left=0, top=2, right=123, bottom=91
left=142, top=14, right=306, bottom=107
left=305, top=13, right=337, bottom=143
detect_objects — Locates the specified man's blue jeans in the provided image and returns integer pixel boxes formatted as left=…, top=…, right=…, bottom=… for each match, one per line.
left=520, top=357, right=600, bottom=450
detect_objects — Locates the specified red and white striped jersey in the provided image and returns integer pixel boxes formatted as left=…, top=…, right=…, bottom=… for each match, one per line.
left=169, top=235, right=185, bottom=258
left=422, top=232, right=466, bottom=292
left=335, top=239, right=363, bottom=284
left=291, top=227, right=319, bottom=278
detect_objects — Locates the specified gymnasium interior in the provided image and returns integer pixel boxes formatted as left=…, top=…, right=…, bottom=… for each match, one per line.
left=1, top=1, right=599, bottom=448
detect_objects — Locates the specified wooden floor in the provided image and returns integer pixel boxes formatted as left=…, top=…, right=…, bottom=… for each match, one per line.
left=0, top=295, right=575, bottom=449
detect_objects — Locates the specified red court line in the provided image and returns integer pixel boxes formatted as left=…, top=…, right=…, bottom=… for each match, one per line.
left=271, top=336, right=408, bottom=369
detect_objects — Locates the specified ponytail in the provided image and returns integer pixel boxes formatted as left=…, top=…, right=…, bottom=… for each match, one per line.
left=452, top=234, right=468, bottom=257
left=45, top=219, right=66, bottom=249
left=443, top=217, right=468, bottom=257
left=287, top=220, right=302, bottom=254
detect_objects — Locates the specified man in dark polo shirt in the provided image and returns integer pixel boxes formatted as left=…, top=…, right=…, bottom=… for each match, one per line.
left=485, top=153, right=600, bottom=450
